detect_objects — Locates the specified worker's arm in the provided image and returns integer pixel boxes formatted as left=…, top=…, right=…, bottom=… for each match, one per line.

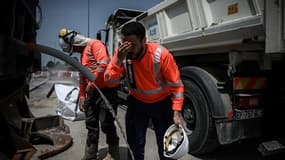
left=104, top=51, right=125, bottom=87
left=79, top=74, right=87, bottom=99
left=90, top=42, right=109, bottom=76
left=161, top=50, right=184, bottom=126
left=79, top=74, right=87, bottom=111
left=84, top=41, right=110, bottom=91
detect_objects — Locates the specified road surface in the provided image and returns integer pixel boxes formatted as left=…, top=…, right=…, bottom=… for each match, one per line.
left=28, top=76, right=285, bottom=160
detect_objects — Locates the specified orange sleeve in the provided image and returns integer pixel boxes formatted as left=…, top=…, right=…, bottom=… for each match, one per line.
left=160, top=49, right=184, bottom=111
left=90, top=41, right=109, bottom=78
left=104, top=51, right=124, bottom=87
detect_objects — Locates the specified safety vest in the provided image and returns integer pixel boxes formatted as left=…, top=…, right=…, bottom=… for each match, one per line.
left=79, top=39, right=110, bottom=98
left=105, top=43, right=184, bottom=111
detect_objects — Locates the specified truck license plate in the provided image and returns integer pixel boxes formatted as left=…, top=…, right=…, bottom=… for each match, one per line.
left=233, top=109, right=263, bottom=120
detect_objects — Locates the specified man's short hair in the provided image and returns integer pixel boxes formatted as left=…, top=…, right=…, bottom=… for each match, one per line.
left=121, top=21, right=146, bottom=39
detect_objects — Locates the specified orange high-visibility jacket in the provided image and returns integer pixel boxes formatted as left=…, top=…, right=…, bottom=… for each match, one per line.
left=79, top=39, right=110, bottom=98
left=105, top=43, right=184, bottom=111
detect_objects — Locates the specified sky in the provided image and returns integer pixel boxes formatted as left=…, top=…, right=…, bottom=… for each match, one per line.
left=37, top=0, right=161, bottom=67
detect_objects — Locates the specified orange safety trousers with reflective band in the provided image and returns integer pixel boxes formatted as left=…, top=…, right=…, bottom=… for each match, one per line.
left=105, top=43, right=184, bottom=111
left=79, top=39, right=110, bottom=98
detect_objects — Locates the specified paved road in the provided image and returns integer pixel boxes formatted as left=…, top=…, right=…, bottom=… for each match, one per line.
left=28, top=78, right=285, bottom=160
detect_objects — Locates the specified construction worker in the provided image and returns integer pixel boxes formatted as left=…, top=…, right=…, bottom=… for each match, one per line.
left=105, top=21, right=184, bottom=160
left=58, top=28, right=120, bottom=160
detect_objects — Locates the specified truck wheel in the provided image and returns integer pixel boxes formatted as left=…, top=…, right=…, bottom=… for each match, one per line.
left=181, top=67, right=219, bottom=155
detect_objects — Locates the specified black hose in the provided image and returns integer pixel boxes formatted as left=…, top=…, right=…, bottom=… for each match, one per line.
left=46, top=83, right=55, bottom=98
left=36, top=44, right=96, bottom=81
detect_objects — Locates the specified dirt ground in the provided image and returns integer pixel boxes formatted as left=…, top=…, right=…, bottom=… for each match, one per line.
left=28, top=76, right=195, bottom=160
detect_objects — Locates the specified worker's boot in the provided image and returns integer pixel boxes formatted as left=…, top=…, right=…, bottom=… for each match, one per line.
left=82, top=143, right=99, bottom=160
left=102, top=153, right=114, bottom=160
left=103, top=145, right=120, bottom=160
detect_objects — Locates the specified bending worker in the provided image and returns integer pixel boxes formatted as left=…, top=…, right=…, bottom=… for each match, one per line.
left=58, top=28, right=120, bottom=160
left=105, top=21, right=184, bottom=160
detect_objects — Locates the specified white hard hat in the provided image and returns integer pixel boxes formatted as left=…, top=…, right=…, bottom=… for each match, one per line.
left=163, top=124, right=189, bottom=159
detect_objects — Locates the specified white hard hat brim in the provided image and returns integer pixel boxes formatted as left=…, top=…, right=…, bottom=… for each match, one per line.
left=163, top=124, right=189, bottom=159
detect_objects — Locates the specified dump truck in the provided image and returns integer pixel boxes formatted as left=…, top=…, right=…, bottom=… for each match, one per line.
left=98, top=0, right=285, bottom=155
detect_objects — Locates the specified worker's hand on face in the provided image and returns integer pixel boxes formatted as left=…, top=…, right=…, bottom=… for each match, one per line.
left=79, top=97, right=85, bottom=112
left=116, top=41, right=132, bottom=65
left=173, top=111, right=183, bottom=126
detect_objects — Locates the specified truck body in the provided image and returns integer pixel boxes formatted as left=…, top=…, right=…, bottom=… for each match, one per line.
left=102, top=0, right=285, bottom=155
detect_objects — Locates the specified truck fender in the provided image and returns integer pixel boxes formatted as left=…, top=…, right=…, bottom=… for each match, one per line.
left=180, top=66, right=228, bottom=120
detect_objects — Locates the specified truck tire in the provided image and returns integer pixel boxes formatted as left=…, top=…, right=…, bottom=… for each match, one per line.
left=180, top=67, right=219, bottom=155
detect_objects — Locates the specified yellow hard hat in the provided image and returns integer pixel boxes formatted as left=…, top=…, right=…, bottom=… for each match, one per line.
left=58, top=28, right=90, bottom=53
left=59, top=28, right=69, bottom=38
left=58, top=28, right=76, bottom=53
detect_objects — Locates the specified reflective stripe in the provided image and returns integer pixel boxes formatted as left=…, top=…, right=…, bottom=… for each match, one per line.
left=86, top=42, right=109, bottom=71
left=128, top=46, right=164, bottom=95
left=125, top=45, right=182, bottom=96
left=130, top=87, right=163, bottom=95
left=98, top=60, right=109, bottom=64
left=87, top=43, right=98, bottom=70
left=154, top=46, right=183, bottom=89
left=88, top=65, right=98, bottom=70
left=105, top=73, right=121, bottom=84
left=128, top=46, right=165, bottom=95
left=96, top=67, right=105, bottom=73
left=108, top=79, right=121, bottom=84
left=171, top=92, right=184, bottom=98
left=233, top=77, right=267, bottom=90
left=154, top=46, right=163, bottom=85
left=164, top=80, right=183, bottom=87
left=87, top=46, right=96, bottom=61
